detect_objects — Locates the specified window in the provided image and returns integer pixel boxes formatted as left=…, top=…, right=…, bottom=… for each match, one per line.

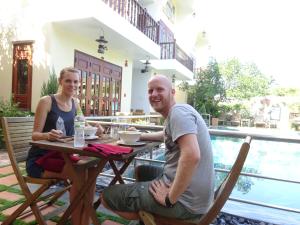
left=163, top=0, right=175, bottom=23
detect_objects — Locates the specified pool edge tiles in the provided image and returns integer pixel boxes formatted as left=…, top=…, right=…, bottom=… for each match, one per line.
left=223, top=200, right=300, bottom=225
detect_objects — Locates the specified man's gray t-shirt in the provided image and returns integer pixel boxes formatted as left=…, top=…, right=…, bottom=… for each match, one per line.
left=162, top=104, right=214, bottom=214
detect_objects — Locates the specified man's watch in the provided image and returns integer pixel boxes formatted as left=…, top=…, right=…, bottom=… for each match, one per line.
left=165, top=194, right=175, bottom=208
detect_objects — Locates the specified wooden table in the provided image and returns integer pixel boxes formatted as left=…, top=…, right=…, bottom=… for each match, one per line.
left=30, top=136, right=161, bottom=225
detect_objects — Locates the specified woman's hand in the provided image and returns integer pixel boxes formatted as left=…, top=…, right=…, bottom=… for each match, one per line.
left=95, top=123, right=105, bottom=137
left=47, top=129, right=63, bottom=141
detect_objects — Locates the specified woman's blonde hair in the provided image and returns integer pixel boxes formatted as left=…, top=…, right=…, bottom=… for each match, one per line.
left=59, top=67, right=80, bottom=80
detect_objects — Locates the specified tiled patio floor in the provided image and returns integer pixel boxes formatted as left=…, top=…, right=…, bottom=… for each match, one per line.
left=0, top=150, right=130, bottom=225
left=2, top=149, right=299, bottom=225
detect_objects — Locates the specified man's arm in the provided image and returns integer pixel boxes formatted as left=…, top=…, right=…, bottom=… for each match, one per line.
left=168, top=133, right=200, bottom=203
left=149, top=133, right=200, bottom=206
left=140, top=131, right=164, bottom=142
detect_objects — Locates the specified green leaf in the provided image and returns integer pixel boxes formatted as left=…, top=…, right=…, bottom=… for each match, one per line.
left=40, top=68, right=59, bottom=97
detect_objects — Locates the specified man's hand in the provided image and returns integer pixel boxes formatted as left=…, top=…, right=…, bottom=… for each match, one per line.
left=127, top=126, right=137, bottom=131
left=149, top=180, right=171, bottom=206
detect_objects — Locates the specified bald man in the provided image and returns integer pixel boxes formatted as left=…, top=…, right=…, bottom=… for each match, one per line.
left=101, top=75, right=214, bottom=221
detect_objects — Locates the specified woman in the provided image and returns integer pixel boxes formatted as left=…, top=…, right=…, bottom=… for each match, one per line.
left=26, top=67, right=103, bottom=225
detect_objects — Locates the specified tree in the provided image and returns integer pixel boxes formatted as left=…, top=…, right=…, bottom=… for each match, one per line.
left=40, top=69, right=59, bottom=97
left=271, top=87, right=300, bottom=96
left=180, top=58, right=226, bottom=117
left=219, top=58, right=272, bottom=99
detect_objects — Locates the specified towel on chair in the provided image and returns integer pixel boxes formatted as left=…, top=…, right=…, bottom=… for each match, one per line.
left=83, top=143, right=133, bottom=157
left=35, top=151, right=80, bottom=173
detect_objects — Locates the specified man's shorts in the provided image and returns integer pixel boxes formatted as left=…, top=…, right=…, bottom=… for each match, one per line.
left=102, top=181, right=201, bottom=220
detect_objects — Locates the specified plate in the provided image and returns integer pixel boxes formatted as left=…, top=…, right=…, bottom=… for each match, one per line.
left=85, top=135, right=99, bottom=140
left=117, top=140, right=146, bottom=146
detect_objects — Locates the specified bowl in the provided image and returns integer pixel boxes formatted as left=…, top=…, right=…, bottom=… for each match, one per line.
left=84, top=126, right=97, bottom=136
left=118, top=131, right=141, bottom=144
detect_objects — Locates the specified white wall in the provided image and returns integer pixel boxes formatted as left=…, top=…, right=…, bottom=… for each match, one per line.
left=131, top=69, right=152, bottom=114
left=49, top=24, right=134, bottom=113
left=175, top=85, right=187, bottom=103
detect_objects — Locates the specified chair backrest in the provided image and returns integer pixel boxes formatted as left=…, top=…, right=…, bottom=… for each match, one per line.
left=1, top=117, right=34, bottom=182
left=198, top=136, right=252, bottom=225
left=1, top=117, right=34, bottom=162
left=1, top=116, right=72, bottom=225
left=139, top=136, right=252, bottom=225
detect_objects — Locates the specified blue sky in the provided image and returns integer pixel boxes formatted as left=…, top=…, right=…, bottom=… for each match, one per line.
left=195, top=0, right=300, bottom=88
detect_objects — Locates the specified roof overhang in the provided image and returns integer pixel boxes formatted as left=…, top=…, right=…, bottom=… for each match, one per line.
left=145, top=59, right=194, bottom=80
left=53, top=16, right=160, bottom=61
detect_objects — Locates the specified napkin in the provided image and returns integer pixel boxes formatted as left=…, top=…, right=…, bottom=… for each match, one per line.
left=35, top=151, right=80, bottom=173
left=83, top=143, right=133, bottom=157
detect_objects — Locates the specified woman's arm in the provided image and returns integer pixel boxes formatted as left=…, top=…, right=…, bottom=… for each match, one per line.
left=32, top=96, right=62, bottom=141
left=86, top=121, right=105, bottom=136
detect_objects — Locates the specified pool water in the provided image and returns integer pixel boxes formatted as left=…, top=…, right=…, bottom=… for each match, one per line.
left=148, top=136, right=300, bottom=210
left=212, top=136, right=300, bottom=210
left=99, top=135, right=300, bottom=211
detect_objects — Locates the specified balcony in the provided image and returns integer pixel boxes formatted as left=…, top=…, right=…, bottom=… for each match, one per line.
left=102, top=0, right=195, bottom=74
left=102, top=0, right=159, bottom=43
left=160, top=41, right=194, bottom=72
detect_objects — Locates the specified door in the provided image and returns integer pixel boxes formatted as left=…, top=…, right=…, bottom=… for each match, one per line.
left=74, top=51, right=89, bottom=114
left=74, top=50, right=122, bottom=116
left=12, top=42, right=33, bottom=110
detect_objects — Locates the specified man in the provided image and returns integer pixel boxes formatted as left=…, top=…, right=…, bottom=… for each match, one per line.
left=101, top=75, right=214, bottom=221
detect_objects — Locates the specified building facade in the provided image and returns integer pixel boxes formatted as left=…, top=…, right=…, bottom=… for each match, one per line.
left=0, top=0, right=198, bottom=115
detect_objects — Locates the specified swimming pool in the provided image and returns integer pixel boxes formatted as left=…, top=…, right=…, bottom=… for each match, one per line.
left=211, top=136, right=300, bottom=210
left=141, top=136, right=300, bottom=210
left=98, top=135, right=300, bottom=211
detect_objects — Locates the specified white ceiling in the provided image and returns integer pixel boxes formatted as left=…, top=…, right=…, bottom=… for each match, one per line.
left=53, top=17, right=159, bottom=68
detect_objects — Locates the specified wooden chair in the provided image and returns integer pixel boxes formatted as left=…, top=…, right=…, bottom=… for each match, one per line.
left=139, top=136, right=252, bottom=225
left=1, top=117, right=71, bottom=225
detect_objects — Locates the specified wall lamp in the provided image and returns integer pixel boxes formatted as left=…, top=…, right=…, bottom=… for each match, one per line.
left=96, top=28, right=108, bottom=54
left=141, top=59, right=150, bottom=73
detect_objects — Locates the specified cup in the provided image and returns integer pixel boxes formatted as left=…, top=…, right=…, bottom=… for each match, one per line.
left=74, top=126, right=85, bottom=147
left=118, top=123, right=129, bottom=132
left=110, top=123, right=119, bottom=139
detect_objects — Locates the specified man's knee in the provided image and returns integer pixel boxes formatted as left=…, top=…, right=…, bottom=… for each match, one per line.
left=100, top=193, right=110, bottom=209
left=135, top=165, right=163, bottom=182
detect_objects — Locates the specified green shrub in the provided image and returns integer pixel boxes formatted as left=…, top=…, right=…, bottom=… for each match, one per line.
left=0, top=99, right=31, bottom=118
left=0, top=98, right=32, bottom=149
left=40, top=69, right=59, bottom=97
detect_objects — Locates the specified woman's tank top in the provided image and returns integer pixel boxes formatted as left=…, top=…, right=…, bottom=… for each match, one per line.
left=43, top=95, right=76, bottom=136
left=26, top=95, right=76, bottom=168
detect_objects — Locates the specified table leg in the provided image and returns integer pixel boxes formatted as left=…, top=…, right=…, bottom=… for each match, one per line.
left=94, top=156, right=135, bottom=210
left=58, top=154, right=107, bottom=225
left=109, top=156, right=135, bottom=185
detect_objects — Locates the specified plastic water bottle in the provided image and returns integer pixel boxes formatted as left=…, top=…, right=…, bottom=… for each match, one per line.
left=74, top=115, right=85, bottom=147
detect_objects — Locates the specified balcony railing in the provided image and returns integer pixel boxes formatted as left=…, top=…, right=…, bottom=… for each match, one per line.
left=102, top=0, right=159, bottom=43
left=102, top=0, right=194, bottom=72
left=160, top=41, right=194, bottom=72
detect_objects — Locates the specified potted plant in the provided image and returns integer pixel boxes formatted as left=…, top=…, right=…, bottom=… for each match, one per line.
left=196, top=101, right=221, bottom=127
left=209, top=103, right=221, bottom=126
left=0, top=98, right=32, bottom=149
